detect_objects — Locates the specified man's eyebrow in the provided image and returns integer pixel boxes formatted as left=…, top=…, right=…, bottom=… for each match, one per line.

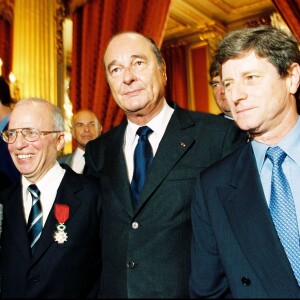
left=107, top=54, right=147, bottom=70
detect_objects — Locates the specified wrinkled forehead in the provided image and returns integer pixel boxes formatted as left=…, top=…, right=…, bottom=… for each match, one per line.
left=10, top=102, right=52, bottom=129
left=104, top=33, right=152, bottom=65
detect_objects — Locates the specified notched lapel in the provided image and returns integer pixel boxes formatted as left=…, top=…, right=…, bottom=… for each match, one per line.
left=107, top=128, right=134, bottom=211
left=31, top=169, right=82, bottom=263
left=137, top=111, right=195, bottom=209
left=5, top=184, right=32, bottom=261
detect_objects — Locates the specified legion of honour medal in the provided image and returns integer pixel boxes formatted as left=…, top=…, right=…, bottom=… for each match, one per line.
left=53, top=203, right=70, bottom=244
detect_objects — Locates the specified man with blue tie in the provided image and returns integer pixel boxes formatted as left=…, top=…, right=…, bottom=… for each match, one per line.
left=84, top=31, right=248, bottom=298
left=190, top=25, right=300, bottom=298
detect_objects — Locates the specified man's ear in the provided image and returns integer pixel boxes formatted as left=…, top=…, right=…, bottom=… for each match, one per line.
left=287, top=63, right=300, bottom=94
left=56, top=132, right=65, bottom=151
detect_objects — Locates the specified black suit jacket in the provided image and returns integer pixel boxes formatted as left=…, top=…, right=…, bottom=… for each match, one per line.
left=190, top=143, right=300, bottom=298
left=85, top=106, right=248, bottom=298
left=0, top=165, right=102, bottom=298
left=0, top=123, right=20, bottom=191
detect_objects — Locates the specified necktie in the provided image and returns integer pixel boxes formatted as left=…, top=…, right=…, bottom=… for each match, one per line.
left=267, top=146, right=300, bottom=284
left=131, top=126, right=153, bottom=206
left=27, top=184, right=43, bottom=255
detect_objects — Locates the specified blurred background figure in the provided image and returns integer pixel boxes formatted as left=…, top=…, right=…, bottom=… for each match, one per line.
left=58, top=109, right=102, bottom=174
left=209, top=58, right=233, bottom=120
left=0, top=76, right=20, bottom=190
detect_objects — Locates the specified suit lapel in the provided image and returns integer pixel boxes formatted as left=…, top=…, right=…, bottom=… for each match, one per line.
left=219, top=144, right=299, bottom=294
left=31, top=168, right=82, bottom=263
left=137, top=108, right=195, bottom=209
left=6, top=183, right=32, bottom=261
left=106, top=123, right=134, bottom=211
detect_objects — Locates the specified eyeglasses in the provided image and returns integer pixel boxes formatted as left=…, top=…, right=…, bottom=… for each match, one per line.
left=1, top=128, right=61, bottom=144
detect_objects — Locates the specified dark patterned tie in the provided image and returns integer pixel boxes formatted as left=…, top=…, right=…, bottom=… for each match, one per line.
left=267, top=146, right=300, bottom=285
left=27, top=184, right=43, bottom=255
left=131, top=126, right=153, bottom=207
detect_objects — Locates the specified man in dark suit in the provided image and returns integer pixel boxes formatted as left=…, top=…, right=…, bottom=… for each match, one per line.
left=0, top=76, right=20, bottom=190
left=84, top=31, right=247, bottom=298
left=58, top=109, right=102, bottom=174
left=0, top=98, right=101, bottom=298
left=190, top=25, right=300, bottom=298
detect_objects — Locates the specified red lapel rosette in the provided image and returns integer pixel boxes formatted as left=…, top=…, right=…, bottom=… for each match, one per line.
left=54, top=204, right=70, bottom=224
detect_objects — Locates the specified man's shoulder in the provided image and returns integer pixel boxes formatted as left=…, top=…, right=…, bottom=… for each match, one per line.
left=174, top=106, right=234, bottom=127
left=58, top=153, right=73, bottom=163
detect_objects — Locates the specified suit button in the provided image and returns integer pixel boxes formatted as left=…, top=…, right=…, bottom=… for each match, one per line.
left=241, top=277, right=251, bottom=286
left=127, top=261, right=135, bottom=269
left=132, top=222, right=139, bottom=229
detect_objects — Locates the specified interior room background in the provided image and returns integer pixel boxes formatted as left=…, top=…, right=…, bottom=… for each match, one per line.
left=0, top=0, right=299, bottom=153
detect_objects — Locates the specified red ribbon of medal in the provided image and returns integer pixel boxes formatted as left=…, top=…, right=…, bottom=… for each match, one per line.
left=54, top=204, right=70, bottom=224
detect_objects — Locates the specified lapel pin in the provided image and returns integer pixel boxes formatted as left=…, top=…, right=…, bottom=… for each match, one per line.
left=180, top=142, right=186, bottom=147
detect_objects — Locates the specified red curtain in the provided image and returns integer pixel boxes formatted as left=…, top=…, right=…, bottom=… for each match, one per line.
left=190, top=47, right=208, bottom=113
left=162, top=45, right=189, bottom=110
left=272, top=0, right=300, bottom=42
left=70, top=0, right=171, bottom=133
left=0, top=0, right=14, bottom=79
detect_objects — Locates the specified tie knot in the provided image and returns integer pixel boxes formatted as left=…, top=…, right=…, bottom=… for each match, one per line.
left=28, top=184, right=40, bottom=199
left=137, top=126, right=153, bottom=139
left=266, top=146, right=287, bottom=166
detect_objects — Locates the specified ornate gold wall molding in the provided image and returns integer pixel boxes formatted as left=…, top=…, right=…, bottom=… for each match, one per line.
left=12, top=0, right=61, bottom=105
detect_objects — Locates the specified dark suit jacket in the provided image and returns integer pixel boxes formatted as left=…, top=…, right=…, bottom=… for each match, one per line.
left=0, top=165, right=102, bottom=298
left=0, top=123, right=20, bottom=191
left=84, top=106, right=248, bottom=298
left=57, top=153, right=73, bottom=167
left=190, top=143, right=300, bottom=298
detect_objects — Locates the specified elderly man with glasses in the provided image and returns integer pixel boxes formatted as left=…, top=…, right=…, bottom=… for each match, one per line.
left=0, top=98, right=102, bottom=298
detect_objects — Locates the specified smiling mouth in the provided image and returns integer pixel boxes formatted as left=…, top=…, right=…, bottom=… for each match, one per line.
left=17, top=154, right=34, bottom=160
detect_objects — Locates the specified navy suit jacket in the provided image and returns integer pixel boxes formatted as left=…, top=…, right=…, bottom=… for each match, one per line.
left=190, top=143, right=300, bottom=298
left=0, top=123, right=20, bottom=191
left=85, top=106, right=248, bottom=298
left=0, top=165, right=102, bottom=298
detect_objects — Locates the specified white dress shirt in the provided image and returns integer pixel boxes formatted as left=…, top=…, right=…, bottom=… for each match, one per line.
left=124, top=99, right=174, bottom=182
left=22, top=161, right=65, bottom=226
left=71, top=148, right=85, bottom=174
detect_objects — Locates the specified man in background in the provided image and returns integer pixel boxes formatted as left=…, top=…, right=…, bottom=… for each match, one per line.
left=209, top=58, right=233, bottom=120
left=84, top=31, right=248, bottom=298
left=0, top=76, right=20, bottom=190
left=58, top=109, right=102, bottom=174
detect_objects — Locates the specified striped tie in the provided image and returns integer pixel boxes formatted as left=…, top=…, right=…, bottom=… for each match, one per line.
left=27, top=184, right=43, bottom=255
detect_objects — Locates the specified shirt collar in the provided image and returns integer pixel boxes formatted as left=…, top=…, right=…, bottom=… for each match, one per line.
left=252, top=116, right=300, bottom=172
left=22, top=161, right=65, bottom=193
left=126, top=99, right=174, bottom=146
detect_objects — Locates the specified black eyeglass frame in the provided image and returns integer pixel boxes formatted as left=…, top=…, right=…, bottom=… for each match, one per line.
left=1, top=128, right=62, bottom=144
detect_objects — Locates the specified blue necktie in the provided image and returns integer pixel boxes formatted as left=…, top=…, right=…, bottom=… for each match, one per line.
left=27, top=184, right=43, bottom=255
left=267, top=146, right=300, bottom=285
left=131, top=126, right=153, bottom=207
